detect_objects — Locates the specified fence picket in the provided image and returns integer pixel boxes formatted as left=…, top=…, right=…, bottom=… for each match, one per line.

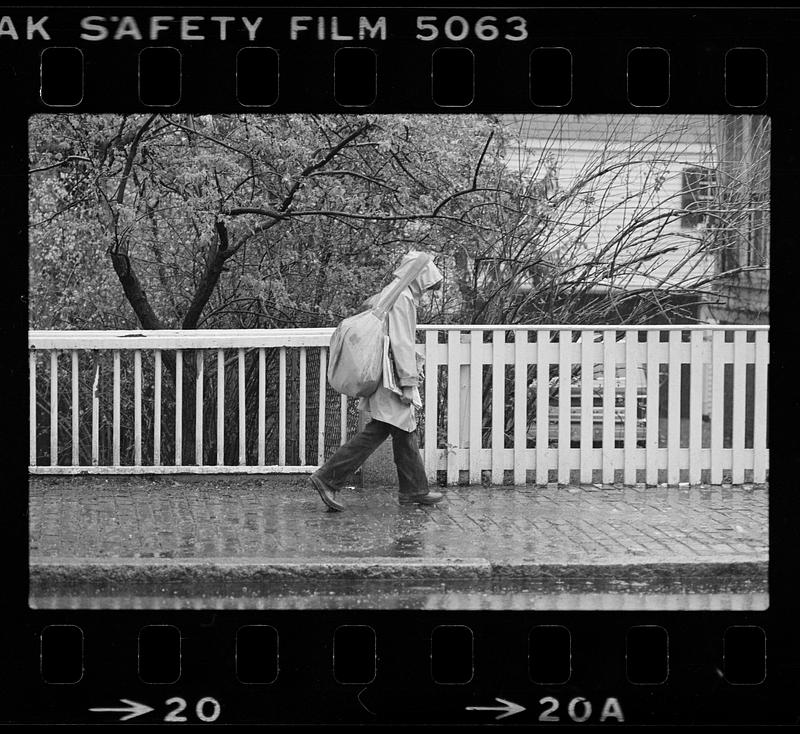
left=50, top=351, right=58, bottom=466
left=513, top=329, right=527, bottom=485
left=667, top=331, right=681, bottom=485
left=91, top=360, right=99, bottom=466
left=340, top=394, right=347, bottom=446
left=580, top=330, right=594, bottom=484
left=688, top=332, right=702, bottom=485
left=732, top=331, right=746, bottom=483
left=318, top=347, right=326, bottom=465
left=175, top=350, right=182, bottom=466
left=134, top=350, right=142, bottom=466
left=424, top=330, right=438, bottom=482
left=447, top=330, right=460, bottom=485
left=279, top=347, right=286, bottom=466
left=558, top=330, right=571, bottom=485
left=72, top=350, right=79, bottom=466
left=624, top=332, right=638, bottom=484
left=645, top=332, right=660, bottom=485
left=753, top=330, right=768, bottom=483
left=217, top=349, right=225, bottom=465
left=112, top=350, right=120, bottom=466
left=536, top=330, right=550, bottom=485
left=299, top=347, right=307, bottom=465
left=239, top=348, right=246, bottom=465
left=459, top=334, right=470, bottom=459
left=195, top=350, right=204, bottom=466
left=469, top=330, right=482, bottom=484
left=710, top=331, right=724, bottom=484
left=154, top=350, right=161, bottom=466
left=258, top=348, right=265, bottom=466
left=492, top=329, right=505, bottom=485
left=602, top=331, right=615, bottom=484
left=29, top=352, right=36, bottom=466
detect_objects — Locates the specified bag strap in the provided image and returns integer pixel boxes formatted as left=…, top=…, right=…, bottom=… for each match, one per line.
left=373, top=254, right=432, bottom=319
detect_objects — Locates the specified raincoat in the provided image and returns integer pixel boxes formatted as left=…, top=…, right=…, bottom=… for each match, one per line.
left=360, top=252, right=443, bottom=432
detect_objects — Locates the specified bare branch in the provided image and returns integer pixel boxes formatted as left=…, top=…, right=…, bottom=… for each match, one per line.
left=115, top=114, right=158, bottom=206
left=226, top=206, right=285, bottom=221
left=306, top=169, right=398, bottom=190
left=29, top=155, right=92, bottom=174
left=278, top=121, right=374, bottom=212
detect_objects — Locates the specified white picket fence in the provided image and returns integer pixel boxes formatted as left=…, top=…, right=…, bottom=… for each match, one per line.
left=28, top=325, right=769, bottom=486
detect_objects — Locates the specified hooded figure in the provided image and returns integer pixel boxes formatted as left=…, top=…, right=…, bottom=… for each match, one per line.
left=310, top=251, right=445, bottom=512
left=360, top=251, right=444, bottom=432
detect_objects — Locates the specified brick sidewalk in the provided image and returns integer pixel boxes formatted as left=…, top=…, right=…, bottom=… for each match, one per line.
left=29, top=475, right=768, bottom=566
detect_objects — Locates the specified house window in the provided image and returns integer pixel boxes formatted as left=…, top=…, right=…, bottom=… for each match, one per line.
left=719, top=193, right=769, bottom=272
left=720, top=228, right=741, bottom=272
left=723, top=116, right=745, bottom=162
left=749, top=118, right=770, bottom=267
left=748, top=191, right=769, bottom=267
left=680, top=166, right=715, bottom=228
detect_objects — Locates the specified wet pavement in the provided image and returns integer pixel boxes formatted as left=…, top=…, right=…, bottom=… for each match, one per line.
left=31, top=581, right=769, bottom=611
left=29, top=475, right=768, bottom=609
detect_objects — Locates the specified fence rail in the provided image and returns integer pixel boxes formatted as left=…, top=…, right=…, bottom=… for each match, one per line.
left=28, top=325, right=769, bottom=486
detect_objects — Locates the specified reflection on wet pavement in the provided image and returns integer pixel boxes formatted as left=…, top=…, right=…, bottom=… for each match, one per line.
left=31, top=577, right=768, bottom=611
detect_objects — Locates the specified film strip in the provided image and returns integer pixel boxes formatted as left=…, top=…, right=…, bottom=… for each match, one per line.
left=6, top=3, right=795, bottom=727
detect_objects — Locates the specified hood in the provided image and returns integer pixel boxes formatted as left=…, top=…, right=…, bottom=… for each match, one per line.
left=392, top=251, right=443, bottom=293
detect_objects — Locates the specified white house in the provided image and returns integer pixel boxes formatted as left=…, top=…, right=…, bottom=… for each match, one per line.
left=500, top=114, right=721, bottom=308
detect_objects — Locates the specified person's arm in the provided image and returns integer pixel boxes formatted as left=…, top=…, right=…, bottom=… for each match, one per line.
left=388, top=292, right=418, bottom=391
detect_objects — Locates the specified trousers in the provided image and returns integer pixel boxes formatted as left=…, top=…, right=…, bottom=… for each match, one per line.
left=315, top=419, right=429, bottom=497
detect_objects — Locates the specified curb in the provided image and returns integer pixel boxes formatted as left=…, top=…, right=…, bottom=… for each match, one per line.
left=29, top=556, right=769, bottom=586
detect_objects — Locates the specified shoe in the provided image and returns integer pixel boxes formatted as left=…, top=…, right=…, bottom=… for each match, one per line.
left=310, top=474, right=344, bottom=512
left=399, top=491, right=444, bottom=506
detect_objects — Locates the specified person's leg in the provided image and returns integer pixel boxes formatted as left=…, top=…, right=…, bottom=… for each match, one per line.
left=315, top=420, right=392, bottom=490
left=390, top=427, right=433, bottom=498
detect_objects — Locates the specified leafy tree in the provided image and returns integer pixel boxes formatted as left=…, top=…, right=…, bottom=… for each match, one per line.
left=29, top=113, right=509, bottom=332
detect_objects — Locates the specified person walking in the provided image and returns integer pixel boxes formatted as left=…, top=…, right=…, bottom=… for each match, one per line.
left=310, top=251, right=445, bottom=511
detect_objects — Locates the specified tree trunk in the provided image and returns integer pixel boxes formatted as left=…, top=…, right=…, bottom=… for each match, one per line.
left=182, top=221, right=232, bottom=329
left=108, top=251, right=164, bottom=330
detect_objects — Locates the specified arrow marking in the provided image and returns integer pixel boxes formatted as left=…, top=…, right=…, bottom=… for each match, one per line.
left=466, top=697, right=526, bottom=720
left=89, top=699, right=154, bottom=721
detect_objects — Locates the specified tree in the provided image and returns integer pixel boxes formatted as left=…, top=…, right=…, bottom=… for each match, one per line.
left=29, top=113, right=508, bottom=332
